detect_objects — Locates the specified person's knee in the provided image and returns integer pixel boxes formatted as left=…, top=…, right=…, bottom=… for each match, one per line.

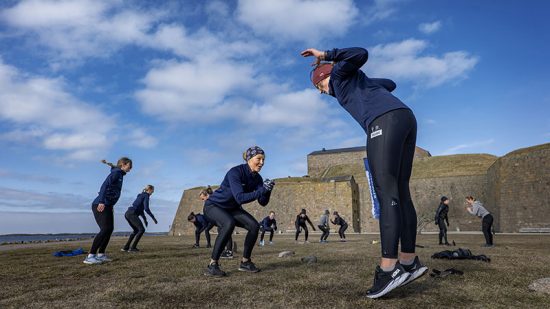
left=137, top=227, right=145, bottom=234
left=220, top=218, right=236, bottom=233
left=248, top=221, right=260, bottom=234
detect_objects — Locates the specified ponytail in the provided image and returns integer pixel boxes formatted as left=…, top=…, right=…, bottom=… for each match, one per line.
left=102, top=157, right=132, bottom=169
left=101, top=159, right=116, bottom=168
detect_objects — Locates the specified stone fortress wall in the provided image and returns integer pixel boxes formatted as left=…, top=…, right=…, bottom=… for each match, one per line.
left=170, top=143, right=550, bottom=236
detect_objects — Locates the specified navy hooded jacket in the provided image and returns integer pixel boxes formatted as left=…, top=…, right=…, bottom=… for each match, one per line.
left=128, top=192, right=156, bottom=221
left=93, top=167, right=125, bottom=206
left=260, top=216, right=277, bottom=230
left=193, top=213, right=212, bottom=230
left=324, top=47, right=410, bottom=132
left=206, top=163, right=271, bottom=210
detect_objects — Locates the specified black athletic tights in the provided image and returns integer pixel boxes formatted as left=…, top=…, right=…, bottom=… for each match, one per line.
left=123, top=210, right=145, bottom=250
left=367, top=108, right=418, bottom=259
left=295, top=224, right=308, bottom=241
left=338, top=224, right=348, bottom=239
left=482, top=214, right=494, bottom=245
left=204, top=203, right=259, bottom=260
left=438, top=219, right=448, bottom=244
left=260, top=227, right=274, bottom=242
left=318, top=225, right=329, bottom=241
left=90, top=204, right=114, bottom=254
left=195, top=222, right=214, bottom=246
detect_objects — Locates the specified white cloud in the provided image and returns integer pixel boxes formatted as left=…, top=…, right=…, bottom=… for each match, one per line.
left=0, top=0, right=164, bottom=60
left=237, top=0, right=358, bottom=42
left=0, top=58, right=114, bottom=160
left=419, top=21, right=442, bottom=34
left=441, top=139, right=495, bottom=155
left=364, top=0, right=406, bottom=24
left=127, top=127, right=158, bottom=149
left=367, top=39, right=479, bottom=87
left=135, top=58, right=255, bottom=122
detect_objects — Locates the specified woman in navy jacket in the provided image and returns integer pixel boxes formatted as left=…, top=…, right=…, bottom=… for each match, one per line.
left=84, top=157, right=132, bottom=265
left=203, top=146, right=274, bottom=277
left=301, top=47, right=427, bottom=298
left=122, top=185, right=157, bottom=252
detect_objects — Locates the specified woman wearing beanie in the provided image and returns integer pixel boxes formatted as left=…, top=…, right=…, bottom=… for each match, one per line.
left=295, top=208, right=316, bottom=243
left=301, top=47, right=427, bottom=298
left=202, top=146, right=275, bottom=277
left=434, top=196, right=450, bottom=246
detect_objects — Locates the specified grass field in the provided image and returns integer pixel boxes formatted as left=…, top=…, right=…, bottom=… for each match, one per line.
left=1, top=233, right=550, bottom=308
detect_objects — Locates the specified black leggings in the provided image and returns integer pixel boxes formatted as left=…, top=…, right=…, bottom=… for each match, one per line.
left=204, top=203, right=259, bottom=260
left=338, top=224, right=348, bottom=239
left=90, top=204, right=114, bottom=254
left=482, top=214, right=494, bottom=245
left=195, top=222, right=214, bottom=246
left=217, top=227, right=233, bottom=251
left=260, top=227, right=274, bottom=242
left=124, top=210, right=146, bottom=250
left=318, top=225, right=329, bottom=241
left=437, top=219, right=448, bottom=244
left=367, top=108, right=418, bottom=259
left=295, top=224, right=308, bottom=241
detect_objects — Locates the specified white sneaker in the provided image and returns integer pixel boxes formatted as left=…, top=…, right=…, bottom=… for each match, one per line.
left=83, top=256, right=103, bottom=265
left=269, top=241, right=273, bottom=245
left=259, top=240, right=264, bottom=246
left=96, top=254, right=112, bottom=263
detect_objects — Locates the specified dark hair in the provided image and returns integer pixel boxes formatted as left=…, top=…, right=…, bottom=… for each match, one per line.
left=324, top=209, right=330, bottom=215
left=333, top=211, right=339, bottom=216
left=269, top=211, right=275, bottom=215
left=187, top=212, right=196, bottom=221
left=466, top=196, right=476, bottom=201
left=300, top=208, right=306, bottom=214
left=199, top=186, right=213, bottom=197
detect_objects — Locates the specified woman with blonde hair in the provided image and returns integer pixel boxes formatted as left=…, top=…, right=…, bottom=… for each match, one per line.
left=122, top=185, right=158, bottom=252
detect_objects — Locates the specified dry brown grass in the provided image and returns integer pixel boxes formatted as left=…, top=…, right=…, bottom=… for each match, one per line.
left=1, top=234, right=550, bottom=308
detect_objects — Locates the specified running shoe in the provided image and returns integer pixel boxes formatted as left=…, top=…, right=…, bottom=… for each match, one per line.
left=399, top=256, right=428, bottom=287
left=120, top=248, right=129, bottom=252
left=269, top=241, right=273, bottom=245
left=128, top=248, right=140, bottom=253
left=206, top=244, right=212, bottom=248
left=220, top=250, right=234, bottom=259
left=366, top=264, right=410, bottom=299
left=204, top=262, right=226, bottom=277
left=259, top=240, right=265, bottom=246
left=83, top=256, right=103, bottom=265
left=192, top=244, right=200, bottom=248
left=238, top=260, right=261, bottom=273
left=96, top=254, right=112, bottom=262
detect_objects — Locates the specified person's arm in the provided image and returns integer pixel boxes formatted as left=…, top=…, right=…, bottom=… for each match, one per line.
left=227, top=169, right=266, bottom=205
left=272, top=219, right=278, bottom=231
left=143, top=195, right=158, bottom=224
left=324, top=47, right=369, bottom=80
left=466, top=206, right=475, bottom=215
left=435, top=204, right=443, bottom=222
left=306, top=216, right=316, bottom=230
left=371, top=78, right=397, bottom=92
left=257, top=182, right=272, bottom=206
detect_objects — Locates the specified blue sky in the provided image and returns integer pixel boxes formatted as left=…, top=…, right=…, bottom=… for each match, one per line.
left=0, top=0, right=548, bottom=234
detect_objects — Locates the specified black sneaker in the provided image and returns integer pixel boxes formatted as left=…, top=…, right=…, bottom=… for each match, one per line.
left=204, top=262, right=226, bottom=277
left=128, top=248, right=140, bottom=253
left=366, top=264, right=410, bottom=299
left=399, top=256, right=428, bottom=287
left=481, top=244, right=494, bottom=248
left=192, top=244, right=200, bottom=249
left=220, top=250, right=234, bottom=259
left=206, top=244, right=212, bottom=248
left=238, top=260, right=261, bottom=273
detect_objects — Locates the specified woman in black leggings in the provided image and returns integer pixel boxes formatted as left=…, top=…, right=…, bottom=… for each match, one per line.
left=199, top=186, right=234, bottom=257
left=295, top=209, right=316, bottom=243
left=202, top=146, right=274, bottom=276
left=331, top=211, right=348, bottom=242
left=84, top=158, right=132, bottom=265
left=302, top=47, right=427, bottom=298
left=122, top=185, right=157, bottom=252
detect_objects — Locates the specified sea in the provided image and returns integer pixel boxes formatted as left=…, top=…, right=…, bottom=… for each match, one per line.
left=0, top=232, right=167, bottom=245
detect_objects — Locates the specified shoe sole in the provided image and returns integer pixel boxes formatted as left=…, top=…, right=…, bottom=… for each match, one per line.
left=238, top=268, right=261, bottom=273
left=366, top=272, right=411, bottom=299
left=400, top=266, right=428, bottom=287
left=83, top=260, right=103, bottom=265
left=220, top=256, right=234, bottom=259
left=203, top=272, right=226, bottom=277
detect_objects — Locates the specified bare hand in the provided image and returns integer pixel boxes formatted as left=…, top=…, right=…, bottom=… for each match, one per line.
left=97, top=203, right=105, bottom=212
left=300, top=48, right=324, bottom=66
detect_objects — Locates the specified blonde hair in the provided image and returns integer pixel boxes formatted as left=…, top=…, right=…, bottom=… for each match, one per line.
left=143, top=185, right=154, bottom=193
left=101, top=157, right=132, bottom=168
